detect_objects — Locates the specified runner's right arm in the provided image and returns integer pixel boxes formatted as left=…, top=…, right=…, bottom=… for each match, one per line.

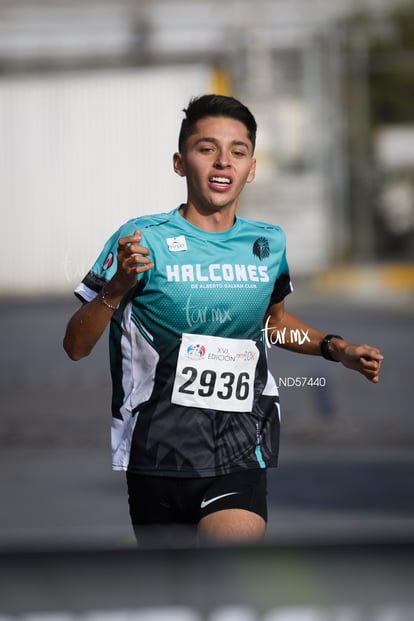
left=63, top=230, right=153, bottom=360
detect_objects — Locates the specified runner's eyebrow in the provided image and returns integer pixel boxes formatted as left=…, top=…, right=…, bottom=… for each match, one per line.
left=194, top=137, right=251, bottom=151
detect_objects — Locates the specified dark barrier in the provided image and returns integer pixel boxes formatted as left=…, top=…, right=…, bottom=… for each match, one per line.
left=0, top=542, right=413, bottom=619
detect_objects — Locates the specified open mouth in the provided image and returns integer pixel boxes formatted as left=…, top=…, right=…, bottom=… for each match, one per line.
left=209, top=176, right=232, bottom=186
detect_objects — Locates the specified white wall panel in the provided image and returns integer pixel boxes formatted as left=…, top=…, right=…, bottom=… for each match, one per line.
left=0, top=65, right=209, bottom=294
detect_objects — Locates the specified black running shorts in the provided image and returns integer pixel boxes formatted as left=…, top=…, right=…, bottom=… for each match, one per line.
left=126, top=468, right=267, bottom=545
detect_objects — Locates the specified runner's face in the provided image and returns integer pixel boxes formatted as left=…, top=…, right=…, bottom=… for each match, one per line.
left=174, top=116, right=256, bottom=215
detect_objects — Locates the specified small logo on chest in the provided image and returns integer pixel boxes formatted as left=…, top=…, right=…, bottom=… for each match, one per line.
left=166, top=235, right=188, bottom=252
left=252, top=237, right=270, bottom=260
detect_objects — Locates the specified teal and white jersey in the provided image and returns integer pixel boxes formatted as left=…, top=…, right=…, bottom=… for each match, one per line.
left=75, top=206, right=292, bottom=477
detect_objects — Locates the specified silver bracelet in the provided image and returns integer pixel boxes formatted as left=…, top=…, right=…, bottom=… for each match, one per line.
left=100, top=288, right=120, bottom=311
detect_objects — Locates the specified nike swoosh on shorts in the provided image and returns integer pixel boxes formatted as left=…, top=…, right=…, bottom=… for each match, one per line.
left=200, top=492, right=240, bottom=509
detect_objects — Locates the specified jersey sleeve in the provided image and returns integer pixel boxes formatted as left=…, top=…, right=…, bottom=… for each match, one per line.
left=268, top=232, right=293, bottom=306
left=73, top=210, right=173, bottom=303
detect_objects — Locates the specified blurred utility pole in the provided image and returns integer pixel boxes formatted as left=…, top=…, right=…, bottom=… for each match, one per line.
left=305, top=24, right=351, bottom=264
left=346, top=22, right=376, bottom=261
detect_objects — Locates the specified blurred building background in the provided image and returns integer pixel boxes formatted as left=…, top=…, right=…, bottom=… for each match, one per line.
left=0, top=0, right=413, bottom=294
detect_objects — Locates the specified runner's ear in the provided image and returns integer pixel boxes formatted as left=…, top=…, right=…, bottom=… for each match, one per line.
left=173, top=152, right=186, bottom=177
left=246, top=158, right=256, bottom=184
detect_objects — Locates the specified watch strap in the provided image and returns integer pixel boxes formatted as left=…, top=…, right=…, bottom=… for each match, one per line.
left=320, top=334, right=344, bottom=362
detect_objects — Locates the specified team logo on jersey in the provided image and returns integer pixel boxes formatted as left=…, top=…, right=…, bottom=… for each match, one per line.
left=186, top=343, right=206, bottom=359
left=252, top=237, right=270, bottom=261
left=166, top=235, right=188, bottom=252
left=103, top=252, right=114, bottom=270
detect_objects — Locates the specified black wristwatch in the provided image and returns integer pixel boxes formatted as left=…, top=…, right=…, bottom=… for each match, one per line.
left=320, top=334, right=344, bottom=362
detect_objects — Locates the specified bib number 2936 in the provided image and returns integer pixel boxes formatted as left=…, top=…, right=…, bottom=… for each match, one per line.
left=171, top=334, right=259, bottom=413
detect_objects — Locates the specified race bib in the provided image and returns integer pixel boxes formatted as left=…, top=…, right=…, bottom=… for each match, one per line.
left=171, top=333, right=259, bottom=413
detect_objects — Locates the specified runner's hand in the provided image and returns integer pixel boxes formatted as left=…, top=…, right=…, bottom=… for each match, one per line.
left=336, top=343, right=384, bottom=383
left=112, top=230, right=154, bottom=294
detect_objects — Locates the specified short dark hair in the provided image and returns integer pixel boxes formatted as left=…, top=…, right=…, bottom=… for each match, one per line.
left=178, top=94, right=257, bottom=153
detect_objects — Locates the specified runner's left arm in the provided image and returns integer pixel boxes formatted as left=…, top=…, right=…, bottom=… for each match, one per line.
left=265, top=301, right=384, bottom=383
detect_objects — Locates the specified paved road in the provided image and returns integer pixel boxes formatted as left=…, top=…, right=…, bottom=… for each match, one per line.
left=0, top=285, right=413, bottom=549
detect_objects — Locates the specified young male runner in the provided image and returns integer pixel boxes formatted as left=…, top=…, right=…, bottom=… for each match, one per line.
left=63, top=94, right=383, bottom=547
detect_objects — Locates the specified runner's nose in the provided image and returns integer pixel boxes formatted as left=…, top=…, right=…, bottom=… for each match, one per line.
left=214, top=150, right=230, bottom=168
